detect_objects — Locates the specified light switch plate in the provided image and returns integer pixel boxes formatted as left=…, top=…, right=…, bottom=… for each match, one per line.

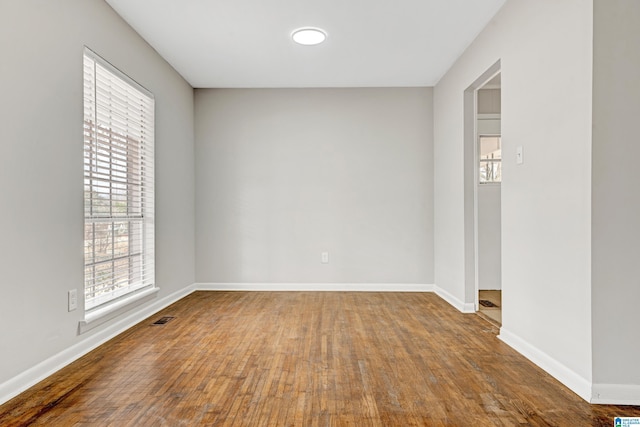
left=516, top=146, right=524, bottom=165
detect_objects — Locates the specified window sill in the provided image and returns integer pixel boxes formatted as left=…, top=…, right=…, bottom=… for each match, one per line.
left=78, top=287, right=160, bottom=334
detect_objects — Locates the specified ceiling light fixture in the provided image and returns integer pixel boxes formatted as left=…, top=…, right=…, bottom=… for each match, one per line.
left=292, top=27, right=327, bottom=46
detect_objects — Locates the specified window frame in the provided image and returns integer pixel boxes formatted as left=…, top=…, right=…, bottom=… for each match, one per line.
left=82, top=47, right=156, bottom=321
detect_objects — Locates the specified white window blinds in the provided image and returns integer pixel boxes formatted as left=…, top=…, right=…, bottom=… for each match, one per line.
left=83, top=48, right=155, bottom=311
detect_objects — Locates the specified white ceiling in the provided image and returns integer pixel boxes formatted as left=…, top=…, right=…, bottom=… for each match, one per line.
left=105, top=0, right=506, bottom=89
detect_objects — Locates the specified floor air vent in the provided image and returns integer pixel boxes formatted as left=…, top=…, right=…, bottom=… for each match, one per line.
left=153, top=316, right=175, bottom=325
left=479, top=300, right=499, bottom=308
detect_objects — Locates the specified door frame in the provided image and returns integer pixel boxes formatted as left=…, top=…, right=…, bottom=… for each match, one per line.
left=463, top=60, right=501, bottom=312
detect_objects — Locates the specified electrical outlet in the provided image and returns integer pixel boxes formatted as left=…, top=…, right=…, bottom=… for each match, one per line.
left=321, top=252, right=329, bottom=264
left=68, top=289, right=77, bottom=311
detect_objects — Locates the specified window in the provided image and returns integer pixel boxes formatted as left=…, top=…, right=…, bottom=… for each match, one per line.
left=83, top=48, right=155, bottom=311
left=479, top=135, right=501, bottom=184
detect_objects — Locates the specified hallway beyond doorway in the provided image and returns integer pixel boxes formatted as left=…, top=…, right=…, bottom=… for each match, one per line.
left=478, top=289, right=501, bottom=325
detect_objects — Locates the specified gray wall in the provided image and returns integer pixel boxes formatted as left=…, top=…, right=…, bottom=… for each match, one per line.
left=477, top=115, right=501, bottom=291
left=435, top=0, right=593, bottom=397
left=195, top=88, right=434, bottom=285
left=592, top=0, right=640, bottom=395
left=0, top=0, right=195, bottom=387
left=477, top=184, right=501, bottom=290
left=477, top=89, right=501, bottom=114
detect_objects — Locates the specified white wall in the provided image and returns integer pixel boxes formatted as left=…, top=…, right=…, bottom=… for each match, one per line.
left=434, top=0, right=593, bottom=398
left=591, top=0, right=640, bottom=402
left=195, top=88, right=433, bottom=286
left=0, top=0, right=195, bottom=396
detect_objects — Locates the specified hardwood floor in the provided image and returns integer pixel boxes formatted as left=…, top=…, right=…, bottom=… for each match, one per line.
left=1, top=291, right=638, bottom=426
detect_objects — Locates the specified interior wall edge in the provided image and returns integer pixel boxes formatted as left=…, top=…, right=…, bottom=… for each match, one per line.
left=498, top=328, right=592, bottom=403
left=434, top=286, right=476, bottom=313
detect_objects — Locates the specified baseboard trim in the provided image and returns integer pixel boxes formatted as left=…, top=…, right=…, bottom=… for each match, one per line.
left=195, top=283, right=434, bottom=292
left=0, top=284, right=197, bottom=406
left=591, top=384, right=640, bottom=405
left=498, top=327, right=592, bottom=403
left=434, top=286, right=475, bottom=313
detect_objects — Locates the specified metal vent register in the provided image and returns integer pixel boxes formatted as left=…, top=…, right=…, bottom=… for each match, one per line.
left=152, top=316, right=175, bottom=325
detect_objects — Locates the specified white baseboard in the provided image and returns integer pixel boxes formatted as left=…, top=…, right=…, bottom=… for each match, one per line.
left=434, top=286, right=475, bottom=313
left=195, top=283, right=434, bottom=292
left=591, top=384, right=640, bottom=405
left=0, top=284, right=196, bottom=406
left=498, top=327, right=592, bottom=403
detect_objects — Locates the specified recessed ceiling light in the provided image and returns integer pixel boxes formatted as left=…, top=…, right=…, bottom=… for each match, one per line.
left=292, top=28, right=327, bottom=46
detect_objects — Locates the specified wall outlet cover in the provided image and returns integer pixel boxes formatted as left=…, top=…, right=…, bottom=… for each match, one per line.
left=68, top=289, right=78, bottom=311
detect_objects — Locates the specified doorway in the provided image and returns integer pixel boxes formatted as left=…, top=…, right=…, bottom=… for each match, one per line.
left=476, top=74, right=502, bottom=325
left=462, top=60, right=502, bottom=326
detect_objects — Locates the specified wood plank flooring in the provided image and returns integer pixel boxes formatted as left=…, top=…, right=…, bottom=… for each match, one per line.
left=1, top=291, right=639, bottom=426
